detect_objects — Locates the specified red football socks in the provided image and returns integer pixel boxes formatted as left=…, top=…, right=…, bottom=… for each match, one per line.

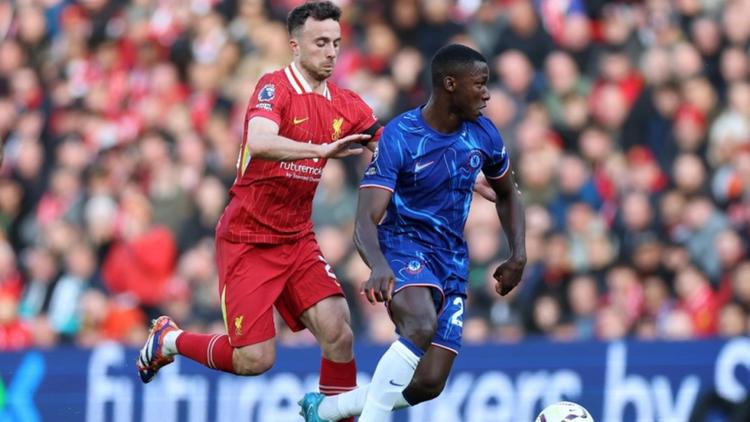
left=176, top=332, right=235, bottom=373
left=319, top=358, right=357, bottom=422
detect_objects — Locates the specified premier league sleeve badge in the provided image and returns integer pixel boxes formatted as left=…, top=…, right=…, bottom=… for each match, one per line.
left=258, top=84, right=276, bottom=102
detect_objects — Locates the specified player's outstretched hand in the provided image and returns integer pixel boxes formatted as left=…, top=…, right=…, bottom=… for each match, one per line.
left=493, top=258, right=526, bottom=296
left=361, top=264, right=396, bottom=304
left=321, top=134, right=371, bottom=158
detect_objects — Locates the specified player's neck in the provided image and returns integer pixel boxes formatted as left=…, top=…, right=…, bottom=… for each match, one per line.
left=422, top=99, right=462, bottom=134
left=293, top=60, right=328, bottom=94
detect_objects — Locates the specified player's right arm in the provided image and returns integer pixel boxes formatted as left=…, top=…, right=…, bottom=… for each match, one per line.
left=354, top=126, right=402, bottom=304
left=246, top=116, right=370, bottom=161
left=354, top=187, right=395, bottom=303
left=243, top=74, right=369, bottom=162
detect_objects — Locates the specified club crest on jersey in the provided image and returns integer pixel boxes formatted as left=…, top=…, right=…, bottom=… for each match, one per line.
left=405, top=260, right=424, bottom=275
left=463, top=150, right=483, bottom=171
left=332, top=117, right=344, bottom=140
left=258, top=84, right=275, bottom=102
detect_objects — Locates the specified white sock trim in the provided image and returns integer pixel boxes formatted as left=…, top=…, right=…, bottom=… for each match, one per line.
left=392, top=340, right=420, bottom=369
left=163, top=330, right=182, bottom=357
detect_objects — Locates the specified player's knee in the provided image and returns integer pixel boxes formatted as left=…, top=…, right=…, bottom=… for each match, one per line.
left=312, top=302, right=353, bottom=352
left=233, top=346, right=275, bottom=375
left=401, top=319, right=437, bottom=351
left=320, top=321, right=353, bottom=356
left=234, top=355, right=274, bottom=376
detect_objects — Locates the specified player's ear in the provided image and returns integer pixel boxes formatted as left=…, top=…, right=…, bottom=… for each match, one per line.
left=444, top=76, right=456, bottom=92
left=289, top=36, right=300, bottom=56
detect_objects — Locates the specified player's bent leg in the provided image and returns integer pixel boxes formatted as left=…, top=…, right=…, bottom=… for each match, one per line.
left=233, top=338, right=276, bottom=375
left=137, top=318, right=276, bottom=381
left=283, top=239, right=357, bottom=421
left=359, top=286, right=437, bottom=422
left=306, top=361, right=415, bottom=421
left=301, top=295, right=354, bottom=362
left=306, top=345, right=453, bottom=421
left=401, top=345, right=457, bottom=404
left=389, top=286, right=439, bottom=351
left=304, top=288, right=440, bottom=421
left=314, top=341, right=455, bottom=419
left=300, top=295, right=357, bottom=422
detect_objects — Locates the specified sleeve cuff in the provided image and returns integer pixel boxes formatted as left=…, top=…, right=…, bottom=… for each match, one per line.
left=359, top=183, right=394, bottom=193
left=248, top=110, right=282, bottom=126
left=485, top=162, right=510, bottom=180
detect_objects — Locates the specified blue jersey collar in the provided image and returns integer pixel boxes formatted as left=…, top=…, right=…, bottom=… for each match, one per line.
left=415, top=106, right=466, bottom=139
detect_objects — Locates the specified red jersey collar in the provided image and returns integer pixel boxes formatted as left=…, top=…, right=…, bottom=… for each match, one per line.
left=284, top=62, right=331, bottom=100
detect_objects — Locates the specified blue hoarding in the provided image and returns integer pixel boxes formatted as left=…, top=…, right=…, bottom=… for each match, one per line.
left=1, top=339, right=749, bottom=421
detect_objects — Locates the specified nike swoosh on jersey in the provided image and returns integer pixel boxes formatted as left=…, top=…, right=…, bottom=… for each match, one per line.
left=293, top=117, right=309, bottom=125
left=388, top=379, right=405, bottom=387
left=414, top=161, right=435, bottom=172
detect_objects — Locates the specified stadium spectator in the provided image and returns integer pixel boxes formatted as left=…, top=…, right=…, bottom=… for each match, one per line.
left=565, top=274, right=599, bottom=340
left=0, top=290, right=33, bottom=351
left=101, top=186, right=177, bottom=312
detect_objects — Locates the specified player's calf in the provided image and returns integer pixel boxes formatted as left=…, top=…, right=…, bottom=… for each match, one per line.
left=316, top=320, right=353, bottom=362
left=301, top=297, right=357, bottom=421
left=401, top=345, right=457, bottom=405
left=402, top=371, right=447, bottom=404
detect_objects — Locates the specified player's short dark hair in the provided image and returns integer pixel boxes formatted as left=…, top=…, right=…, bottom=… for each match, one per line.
left=431, top=44, right=487, bottom=87
left=287, top=1, right=342, bottom=35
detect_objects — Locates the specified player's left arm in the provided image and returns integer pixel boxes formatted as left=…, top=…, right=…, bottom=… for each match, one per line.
left=486, top=166, right=527, bottom=296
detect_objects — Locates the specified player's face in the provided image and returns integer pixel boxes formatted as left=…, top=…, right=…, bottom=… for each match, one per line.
left=290, top=18, right=341, bottom=81
left=453, top=61, right=491, bottom=121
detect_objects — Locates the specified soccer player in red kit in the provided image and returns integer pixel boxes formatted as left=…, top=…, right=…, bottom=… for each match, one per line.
left=136, top=2, right=381, bottom=415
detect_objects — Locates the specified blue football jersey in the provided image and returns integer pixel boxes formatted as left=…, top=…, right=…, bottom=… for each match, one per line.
left=360, top=106, right=509, bottom=281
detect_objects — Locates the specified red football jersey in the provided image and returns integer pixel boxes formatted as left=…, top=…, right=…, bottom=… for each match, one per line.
left=217, top=62, right=381, bottom=244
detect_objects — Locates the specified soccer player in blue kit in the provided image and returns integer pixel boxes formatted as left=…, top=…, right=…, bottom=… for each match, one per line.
left=300, top=44, right=526, bottom=421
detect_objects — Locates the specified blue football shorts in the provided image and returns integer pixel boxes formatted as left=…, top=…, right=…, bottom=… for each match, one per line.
left=385, top=249, right=467, bottom=354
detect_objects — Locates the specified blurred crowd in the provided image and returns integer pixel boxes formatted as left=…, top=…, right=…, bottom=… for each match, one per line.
left=2, top=0, right=750, bottom=351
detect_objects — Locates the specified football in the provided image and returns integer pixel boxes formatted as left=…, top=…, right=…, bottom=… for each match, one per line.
left=535, top=401, right=594, bottom=422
